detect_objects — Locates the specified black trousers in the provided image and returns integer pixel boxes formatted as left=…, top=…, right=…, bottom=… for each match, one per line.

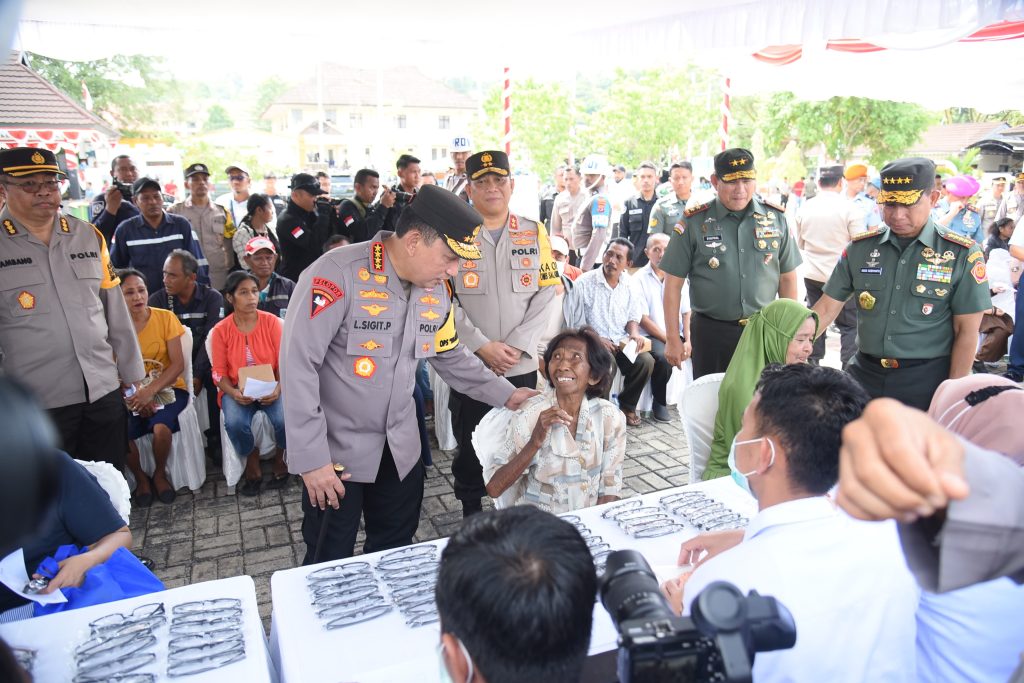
left=201, top=372, right=221, bottom=446
left=805, top=279, right=858, bottom=367
left=691, top=313, right=745, bottom=380
left=300, top=442, right=425, bottom=564
left=847, top=353, right=950, bottom=411
left=613, top=350, right=655, bottom=411
left=450, top=371, right=537, bottom=504
left=649, top=337, right=679, bottom=406
left=47, top=388, right=127, bottom=470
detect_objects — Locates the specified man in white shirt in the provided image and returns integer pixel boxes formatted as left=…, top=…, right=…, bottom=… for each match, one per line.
left=794, top=165, right=865, bottom=367
left=631, top=232, right=690, bottom=421
left=669, top=363, right=919, bottom=683
left=575, top=238, right=654, bottom=426
left=216, top=163, right=277, bottom=231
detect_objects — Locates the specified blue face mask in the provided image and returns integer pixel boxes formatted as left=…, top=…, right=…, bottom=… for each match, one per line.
left=727, top=435, right=775, bottom=498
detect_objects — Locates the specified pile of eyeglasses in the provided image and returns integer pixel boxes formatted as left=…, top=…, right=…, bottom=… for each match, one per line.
left=306, top=561, right=392, bottom=630
left=375, top=545, right=440, bottom=628
left=166, top=598, right=246, bottom=676
left=658, top=491, right=749, bottom=531
left=560, top=515, right=612, bottom=572
left=73, top=602, right=166, bottom=682
left=12, top=647, right=35, bottom=676
left=600, top=499, right=686, bottom=539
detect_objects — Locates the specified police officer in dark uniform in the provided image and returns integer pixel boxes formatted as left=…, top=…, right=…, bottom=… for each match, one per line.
left=812, top=157, right=989, bottom=410
left=661, top=148, right=801, bottom=378
left=278, top=173, right=329, bottom=282
left=90, top=154, right=140, bottom=245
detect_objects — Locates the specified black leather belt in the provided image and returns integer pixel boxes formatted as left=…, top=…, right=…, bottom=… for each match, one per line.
left=695, top=311, right=749, bottom=327
left=857, top=352, right=937, bottom=369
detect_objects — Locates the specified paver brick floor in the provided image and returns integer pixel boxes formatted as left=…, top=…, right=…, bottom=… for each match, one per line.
left=128, top=408, right=692, bottom=632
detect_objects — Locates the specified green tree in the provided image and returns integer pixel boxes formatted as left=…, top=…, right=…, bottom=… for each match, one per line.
left=204, top=104, right=234, bottom=132
left=253, top=76, right=287, bottom=131
left=475, top=78, right=573, bottom=179
left=26, top=53, right=173, bottom=134
left=760, top=93, right=935, bottom=166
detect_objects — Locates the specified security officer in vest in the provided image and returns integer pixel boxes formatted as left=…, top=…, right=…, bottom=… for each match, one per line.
left=0, top=147, right=145, bottom=469
left=90, top=154, right=140, bottom=245
left=661, top=148, right=801, bottom=379
left=812, top=157, right=989, bottom=411
left=281, top=184, right=539, bottom=562
left=450, top=150, right=559, bottom=517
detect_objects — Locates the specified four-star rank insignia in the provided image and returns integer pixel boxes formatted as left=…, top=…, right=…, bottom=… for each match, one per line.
left=310, top=277, right=343, bottom=319
left=353, top=356, right=377, bottom=378
left=17, top=291, right=35, bottom=310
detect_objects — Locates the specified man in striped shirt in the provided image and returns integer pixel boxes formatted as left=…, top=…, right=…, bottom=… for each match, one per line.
left=110, top=177, right=209, bottom=290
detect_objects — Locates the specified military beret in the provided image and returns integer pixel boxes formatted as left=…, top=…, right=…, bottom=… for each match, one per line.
left=944, top=174, right=980, bottom=198
left=466, top=151, right=510, bottom=180
left=877, top=157, right=936, bottom=206
left=0, top=147, right=65, bottom=177
left=405, top=184, right=483, bottom=260
left=844, top=164, right=868, bottom=180
left=714, top=148, right=755, bottom=182
left=131, top=177, right=161, bottom=195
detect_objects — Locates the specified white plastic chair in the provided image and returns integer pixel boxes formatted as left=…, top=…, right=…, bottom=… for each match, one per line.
left=679, top=372, right=725, bottom=483
left=131, top=327, right=207, bottom=492
left=205, top=334, right=278, bottom=494
left=75, top=459, right=132, bottom=525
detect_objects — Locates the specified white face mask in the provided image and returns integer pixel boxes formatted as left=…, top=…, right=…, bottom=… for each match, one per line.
left=555, top=260, right=566, bottom=276
left=438, top=638, right=474, bottom=683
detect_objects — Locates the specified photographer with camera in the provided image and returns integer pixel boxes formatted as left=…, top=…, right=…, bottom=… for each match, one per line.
left=435, top=506, right=596, bottom=683
left=381, top=154, right=421, bottom=232
left=90, top=155, right=140, bottom=245
left=664, top=363, right=919, bottom=682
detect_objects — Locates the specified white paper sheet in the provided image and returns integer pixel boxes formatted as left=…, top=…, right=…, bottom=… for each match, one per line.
left=0, top=549, right=67, bottom=605
left=242, top=378, right=278, bottom=399
left=620, top=339, right=639, bottom=364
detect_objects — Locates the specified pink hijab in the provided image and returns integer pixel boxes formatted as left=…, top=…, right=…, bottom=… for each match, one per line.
left=928, top=375, right=1024, bottom=465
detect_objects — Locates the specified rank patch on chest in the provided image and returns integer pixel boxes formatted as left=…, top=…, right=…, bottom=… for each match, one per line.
left=17, top=291, right=35, bottom=310
left=371, top=241, right=385, bottom=272
left=353, top=356, right=377, bottom=378
left=361, top=303, right=388, bottom=317
left=3, top=220, right=17, bottom=235
left=310, top=277, right=343, bottom=319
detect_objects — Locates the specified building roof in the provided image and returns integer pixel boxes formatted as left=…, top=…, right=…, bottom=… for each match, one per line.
left=967, top=124, right=1024, bottom=155
left=907, top=121, right=1008, bottom=157
left=267, top=65, right=476, bottom=114
left=0, top=52, right=117, bottom=137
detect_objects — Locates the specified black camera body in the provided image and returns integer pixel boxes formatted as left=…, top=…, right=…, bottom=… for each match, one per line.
left=112, top=179, right=133, bottom=201
left=600, top=550, right=796, bottom=683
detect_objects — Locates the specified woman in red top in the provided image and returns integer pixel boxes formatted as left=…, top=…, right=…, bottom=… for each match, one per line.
left=210, top=271, right=287, bottom=496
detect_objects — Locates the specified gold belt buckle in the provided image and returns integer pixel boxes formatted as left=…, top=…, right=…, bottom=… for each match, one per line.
left=738, top=318, right=749, bottom=327
left=880, top=358, right=900, bottom=369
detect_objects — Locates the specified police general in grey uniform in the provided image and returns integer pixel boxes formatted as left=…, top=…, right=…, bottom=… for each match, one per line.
left=0, top=147, right=144, bottom=469
left=661, top=148, right=801, bottom=379
left=450, top=150, right=559, bottom=516
left=812, top=157, right=989, bottom=411
left=281, top=184, right=538, bottom=562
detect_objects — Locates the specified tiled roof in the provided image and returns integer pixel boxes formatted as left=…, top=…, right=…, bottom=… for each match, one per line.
left=0, top=52, right=117, bottom=136
left=268, top=65, right=476, bottom=113
left=907, top=122, right=1007, bottom=156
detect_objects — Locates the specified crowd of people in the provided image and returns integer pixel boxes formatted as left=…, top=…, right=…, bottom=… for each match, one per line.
left=0, top=134, right=1022, bottom=681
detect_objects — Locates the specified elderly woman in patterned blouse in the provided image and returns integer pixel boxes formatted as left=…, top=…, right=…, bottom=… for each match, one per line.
left=480, top=326, right=626, bottom=513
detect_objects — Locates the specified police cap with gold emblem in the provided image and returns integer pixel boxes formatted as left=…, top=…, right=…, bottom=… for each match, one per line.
left=466, top=150, right=510, bottom=180
left=0, top=147, right=66, bottom=178
left=404, top=184, right=483, bottom=260
left=877, top=157, right=936, bottom=205
left=714, top=148, right=756, bottom=182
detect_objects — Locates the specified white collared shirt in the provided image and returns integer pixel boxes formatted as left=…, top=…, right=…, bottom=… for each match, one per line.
left=684, top=496, right=919, bottom=683
left=630, top=263, right=690, bottom=338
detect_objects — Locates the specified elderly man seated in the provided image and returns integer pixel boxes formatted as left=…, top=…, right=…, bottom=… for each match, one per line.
left=664, top=364, right=919, bottom=682
left=631, top=232, right=691, bottom=421
left=573, top=237, right=654, bottom=426
left=435, top=506, right=596, bottom=683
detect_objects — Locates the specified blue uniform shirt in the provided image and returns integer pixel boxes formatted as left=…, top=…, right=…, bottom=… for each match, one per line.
left=943, top=207, right=984, bottom=244
left=90, top=196, right=140, bottom=246
left=110, top=212, right=210, bottom=289
left=852, top=192, right=881, bottom=230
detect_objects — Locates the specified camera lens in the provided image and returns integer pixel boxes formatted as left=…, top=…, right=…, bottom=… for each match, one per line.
left=598, top=550, right=675, bottom=626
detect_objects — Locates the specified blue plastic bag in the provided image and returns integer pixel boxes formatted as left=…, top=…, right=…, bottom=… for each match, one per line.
left=32, top=544, right=164, bottom=617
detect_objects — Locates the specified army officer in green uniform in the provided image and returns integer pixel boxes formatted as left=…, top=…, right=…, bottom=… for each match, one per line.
left=661, top=148, right=801, bottom=379
left=812, top=157, right=988, bottom=411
